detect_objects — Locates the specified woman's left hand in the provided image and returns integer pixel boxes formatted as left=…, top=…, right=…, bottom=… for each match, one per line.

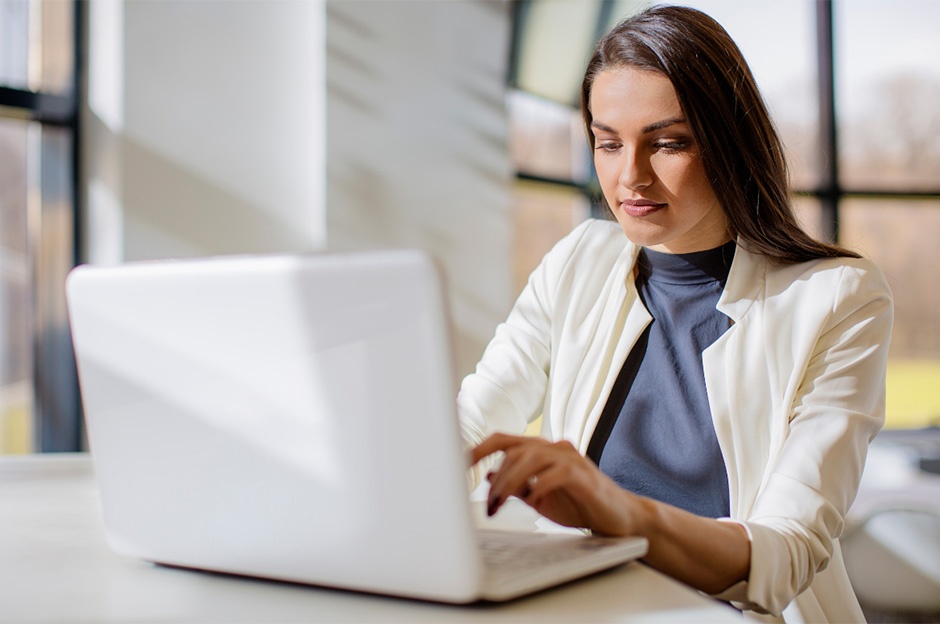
left=471, top=433, right=645, bottom=536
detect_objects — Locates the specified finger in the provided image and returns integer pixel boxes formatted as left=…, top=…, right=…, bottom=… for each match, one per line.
left=519, top=460, right=603, bottom=530
left=523, top=461, right=579, bottom=506
left=471, top=433, right=528, bottom=465
left=486, top=438, right=569, bottom=493
left=486, top=442, right=556, bottom=515
left=487, top=447, right=543, bottom=501
left=524, top=459, right=634, bottom=536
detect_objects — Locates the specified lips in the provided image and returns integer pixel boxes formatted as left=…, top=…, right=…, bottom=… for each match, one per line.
left=619, top=198, right=666, bottom=217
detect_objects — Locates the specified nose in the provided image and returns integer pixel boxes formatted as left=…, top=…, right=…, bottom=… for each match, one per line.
left=619, top=149, right=654, bottom=190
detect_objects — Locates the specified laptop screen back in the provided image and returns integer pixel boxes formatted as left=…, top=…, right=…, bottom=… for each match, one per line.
left=67, top=251, right=482, bottom=602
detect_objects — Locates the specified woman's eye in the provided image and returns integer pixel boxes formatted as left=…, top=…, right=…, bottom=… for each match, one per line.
left=595, top=142, right=621, bottom=153
left=653, top=141, right=689, bottom=152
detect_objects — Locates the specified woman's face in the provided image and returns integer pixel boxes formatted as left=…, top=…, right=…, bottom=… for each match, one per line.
left=589, top=68, right=730, bottom=254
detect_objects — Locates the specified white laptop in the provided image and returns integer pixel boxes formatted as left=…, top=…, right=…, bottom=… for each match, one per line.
left=65, top=250, right=647, bottom=603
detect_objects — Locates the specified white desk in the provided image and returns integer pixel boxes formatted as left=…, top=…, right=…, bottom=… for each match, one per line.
left=0, top=454, right=739, bottom=623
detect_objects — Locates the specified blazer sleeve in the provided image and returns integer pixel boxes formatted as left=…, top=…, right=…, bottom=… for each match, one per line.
left=457, top=220, right=596, bottom=489
left=716, top=260, right=894, bottom=616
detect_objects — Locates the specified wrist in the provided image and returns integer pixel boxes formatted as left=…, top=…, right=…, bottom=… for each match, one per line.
left=599, top=481, right=659, bottom=537
left=630, top=493, right=661, bottom=540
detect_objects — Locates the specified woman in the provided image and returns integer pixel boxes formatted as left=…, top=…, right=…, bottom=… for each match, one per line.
left=461, top=6, right=892, bottom=623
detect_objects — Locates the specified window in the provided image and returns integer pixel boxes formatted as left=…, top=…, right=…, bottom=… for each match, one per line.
left=0, top=0, right=80, bottom=453
left=508, top=0, right=940, bottom=429
left=507, top=90, right=591, bottom=292
left=834, top=0, right=940, bottom=429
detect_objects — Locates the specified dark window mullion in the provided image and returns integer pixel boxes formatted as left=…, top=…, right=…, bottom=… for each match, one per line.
left=794, top=189, right=940, bottom=201
left=815, top=0, right=839, bottom=242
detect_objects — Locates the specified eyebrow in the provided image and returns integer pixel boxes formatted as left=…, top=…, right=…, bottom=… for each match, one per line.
left=591, top=116, right=687, bottom=135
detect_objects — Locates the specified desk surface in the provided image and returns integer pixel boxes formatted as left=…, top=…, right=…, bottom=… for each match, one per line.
left=0, top=454, right=738, bottom=623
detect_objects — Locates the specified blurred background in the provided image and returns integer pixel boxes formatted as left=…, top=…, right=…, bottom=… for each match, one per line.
left=1, top=0, right=938, bottom=454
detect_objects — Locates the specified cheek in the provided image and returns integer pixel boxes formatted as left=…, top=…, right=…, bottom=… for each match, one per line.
left=594, top=158, right=618, bottom=193
left=656, top=159, right=705, bottom=195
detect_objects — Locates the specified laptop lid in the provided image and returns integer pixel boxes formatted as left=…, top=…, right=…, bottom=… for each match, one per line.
left=67, top=251, right=483, bottom=603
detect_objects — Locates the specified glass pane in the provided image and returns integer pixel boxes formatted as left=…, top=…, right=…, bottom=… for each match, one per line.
left=836, top=0, right=940, bottom=191
left=508, top=89, right=590, bottom=183
left=514, top=0, right=602, bottom=105
left=671, top=0, right=820, bottom=190
left=0, top=0, right=30, bottom=90
left=0, top=118, right=34, bottom=454
left=512, top=180, right=590, bottom=296
left=40, top=0, right=75, bottom=95
left=791, top=194, right=823, bottom=243
left=841, top=199, right=940, bottom=429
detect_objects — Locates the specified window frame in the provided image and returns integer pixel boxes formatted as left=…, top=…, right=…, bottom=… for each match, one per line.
left=0, top=1, right=83, bottom=452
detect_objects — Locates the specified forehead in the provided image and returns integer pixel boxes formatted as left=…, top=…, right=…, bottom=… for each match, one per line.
left=589, top=68, right=683, bottom=126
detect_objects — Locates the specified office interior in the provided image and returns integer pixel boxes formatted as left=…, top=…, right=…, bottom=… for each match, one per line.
left=1, top=0, right=938, bottom=620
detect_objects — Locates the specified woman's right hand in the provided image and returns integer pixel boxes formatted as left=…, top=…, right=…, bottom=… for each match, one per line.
left=471, top=433, right=646, bottom=536
left=472, top=432, right=751, bottom=595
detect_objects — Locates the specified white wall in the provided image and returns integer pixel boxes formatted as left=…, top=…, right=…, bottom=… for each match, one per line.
left=325, top=1, right=513, bottom=378
left=83, top=0, right=513, bottom=380
left=84, top=0, right=327, bottom=262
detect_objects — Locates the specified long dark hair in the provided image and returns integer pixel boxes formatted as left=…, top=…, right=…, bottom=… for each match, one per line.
left=581, top=5, right=859, bottom=263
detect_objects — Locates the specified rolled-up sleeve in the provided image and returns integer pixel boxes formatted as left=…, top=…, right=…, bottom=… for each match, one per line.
left=717, top=261, right=893, bottom=616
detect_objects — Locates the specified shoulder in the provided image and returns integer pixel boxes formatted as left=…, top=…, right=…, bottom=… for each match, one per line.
left=761, top=253, right=892, bottom=306
left=738, top=251, right=894, bottom=332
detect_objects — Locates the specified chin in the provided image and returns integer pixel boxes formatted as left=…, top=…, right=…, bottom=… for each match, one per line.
left=615, top=221, right=670, bottom=249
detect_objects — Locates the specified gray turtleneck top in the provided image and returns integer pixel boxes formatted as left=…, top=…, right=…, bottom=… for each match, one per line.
left=587, top=241, right=735, bottom=518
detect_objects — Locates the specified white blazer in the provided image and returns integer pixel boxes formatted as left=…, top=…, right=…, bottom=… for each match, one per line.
left=458, top=219, right=893, bottom=622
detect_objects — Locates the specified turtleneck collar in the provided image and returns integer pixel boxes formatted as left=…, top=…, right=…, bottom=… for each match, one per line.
left=638, top=241, right=736, bottom=286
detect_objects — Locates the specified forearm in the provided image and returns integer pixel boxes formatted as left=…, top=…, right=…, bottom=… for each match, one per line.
left=629, top=494, right=750, bottom=595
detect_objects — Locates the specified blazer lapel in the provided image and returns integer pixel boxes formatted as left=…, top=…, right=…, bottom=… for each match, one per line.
left=703, top=245, right=770, bottom=518
left=573, top=243, right=652, bottom=454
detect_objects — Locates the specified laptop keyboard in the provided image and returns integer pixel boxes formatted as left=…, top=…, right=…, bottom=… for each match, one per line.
left=478, top=529, right=616, bottom=571
left=474, top=527, right=648, bottom=600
